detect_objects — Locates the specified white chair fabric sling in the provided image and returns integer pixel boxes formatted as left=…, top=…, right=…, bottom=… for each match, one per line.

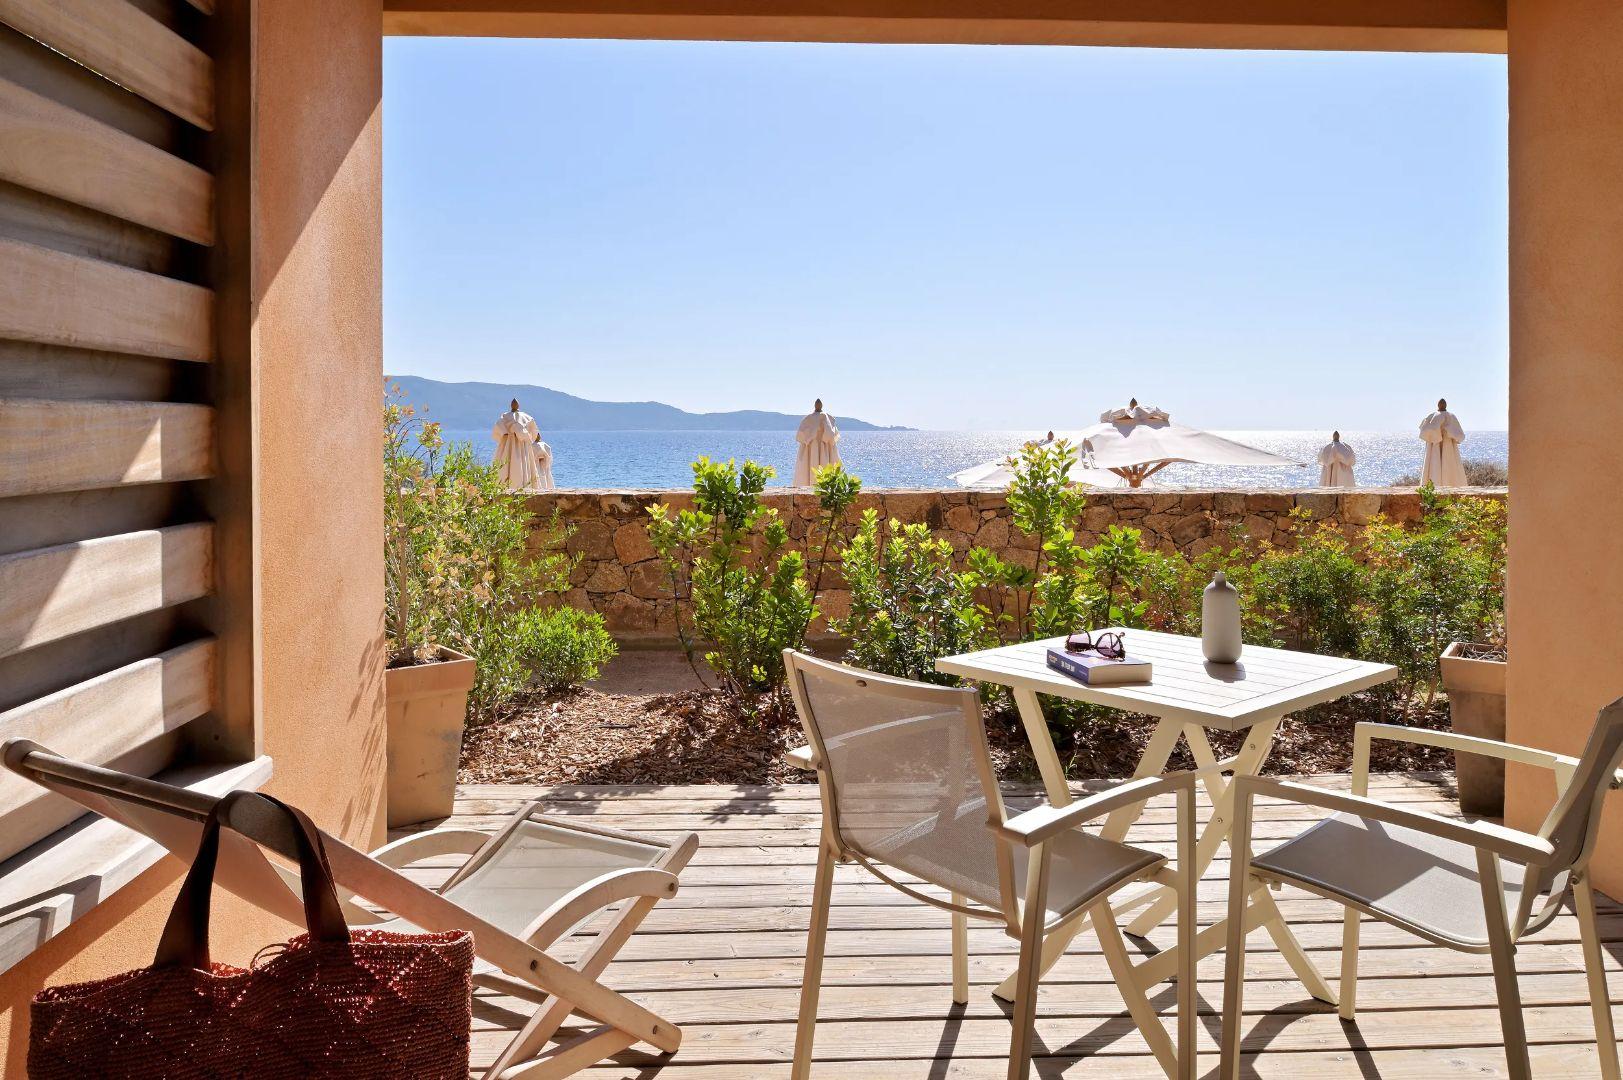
left=1220, top=698, right=1623, bottom=1080
left=784, top=651, right=1200, bottom=1080
left=3, top=740, right=697, bottom=1080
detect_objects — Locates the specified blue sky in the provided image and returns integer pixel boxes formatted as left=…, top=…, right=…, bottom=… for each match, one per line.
left=384, top=39, right=1508, bottom=431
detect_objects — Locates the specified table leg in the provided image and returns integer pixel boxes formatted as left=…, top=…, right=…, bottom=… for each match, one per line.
left=1011, top=687, right=1072, bottom=807
left=1124, top=717, right=1280, bottom=938
left=1182, top=725, right=1230, bottom=805
left=991, top=712, right=1183, bottom=1001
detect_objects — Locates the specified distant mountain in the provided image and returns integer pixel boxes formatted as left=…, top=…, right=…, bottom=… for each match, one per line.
left=385, top=376, right=910, bottom=432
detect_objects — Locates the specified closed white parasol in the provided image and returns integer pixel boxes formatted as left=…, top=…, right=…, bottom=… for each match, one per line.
left=793, top=399, right=843, bottom=486
left=1316, top=431, right=1357, bottom=487
left=492, top=399, right=543, bottom=492
left=1418, top=398, right=1467, bottom=487
left=1075, top=400, right=1302, bottom=488
left=532, top=434, right=556, bottom=492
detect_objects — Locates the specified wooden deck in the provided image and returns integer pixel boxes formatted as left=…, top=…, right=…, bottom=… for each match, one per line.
left=422, top=774, right=1623, bottom=1078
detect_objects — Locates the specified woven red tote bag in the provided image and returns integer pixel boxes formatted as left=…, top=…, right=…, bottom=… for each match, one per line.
left=28, top=791, right=474, bottom=1079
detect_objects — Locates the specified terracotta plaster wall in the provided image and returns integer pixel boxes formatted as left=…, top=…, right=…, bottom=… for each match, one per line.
left=0, top=1, right=385, bottom=1071
left=250, top=0, right=388, bottom=850
left=1506, top=0, right=1623, bottom=893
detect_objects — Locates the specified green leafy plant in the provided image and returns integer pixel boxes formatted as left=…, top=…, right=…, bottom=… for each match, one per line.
left=1252, top=511, right=1365, bottom=657
left=1360, top=488, right=1506, bottom=702
left=646, top=458, right=860, bottom=705
left=833, top=510, right=993, bottom=684
left=510, top=606, right=619, bottom=692
left=383, top=388, right=580, bottom=720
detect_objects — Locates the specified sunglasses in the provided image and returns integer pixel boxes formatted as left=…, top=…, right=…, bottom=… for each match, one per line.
left=1064, top=629, right=1126, bottom=660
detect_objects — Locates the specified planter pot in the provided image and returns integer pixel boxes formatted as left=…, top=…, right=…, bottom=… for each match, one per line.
left=385, top=647, right=475, bottom=828
left=1439, top=641, right=1507, bottom=817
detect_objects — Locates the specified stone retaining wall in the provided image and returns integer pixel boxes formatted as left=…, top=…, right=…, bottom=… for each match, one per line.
left=526, top=488, right=1506, bottom=640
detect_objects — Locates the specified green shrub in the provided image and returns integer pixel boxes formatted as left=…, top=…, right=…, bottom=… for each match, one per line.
left=1360, top=489, right=1506, bottom=700
left=1252, top=512, right=1365, bottom=656
left=383, top=389, right=578, bottom=720
left=647, top=458, right=860, bottom=703
left=833, top=510, right=993, bottom=684
left=510, top=606, right=618, bottom=691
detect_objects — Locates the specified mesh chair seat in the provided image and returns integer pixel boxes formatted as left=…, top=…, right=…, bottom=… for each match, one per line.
left=853, top=791, right=1163, bottom=921
left=373, top=818, right=667, bottom=947
left=1250, top=812, right=1528, bottom=947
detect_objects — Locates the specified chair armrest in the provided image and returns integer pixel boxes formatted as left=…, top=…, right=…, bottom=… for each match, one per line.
left=1237, top=775, right=1557, bottom=865
left=1356, top=722, right=1582, bottom=775
left=369, top=828, right=492, bottom=868
left=520, top=867, right=680, bottom=952
left=995, top=764, right=1222, bottom=848
left=1352, top=722, right=1623, bottom=796
left=785, top=744, right=818, bottom=772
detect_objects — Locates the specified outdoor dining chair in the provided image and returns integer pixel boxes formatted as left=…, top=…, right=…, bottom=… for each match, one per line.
left=783, top=650, right=1200, bottom=1080
left=3, top=740, right=697, bottom=1080
left=1219, top=698, right=1623, bottom=1080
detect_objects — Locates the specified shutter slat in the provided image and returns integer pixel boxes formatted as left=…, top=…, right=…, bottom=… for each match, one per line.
left=0, top=398, right=214, bottom=498
left=0, top=637, right=215, bottom=862
left=0, top=523, right=214, bottom=659
left=0, top=238, right=213, bottom=361
left=0, top=0, right=214, bottom=130
left=0, top=77, right=212, bottom=243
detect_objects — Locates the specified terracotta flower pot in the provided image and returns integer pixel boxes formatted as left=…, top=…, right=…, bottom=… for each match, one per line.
left=1439, top=641, right=1507, bottom=816
left=385, top=646, right=475, bottom=828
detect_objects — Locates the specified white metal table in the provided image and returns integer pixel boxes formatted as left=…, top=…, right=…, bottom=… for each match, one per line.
left=936, top=628, right=1396, bottom=1003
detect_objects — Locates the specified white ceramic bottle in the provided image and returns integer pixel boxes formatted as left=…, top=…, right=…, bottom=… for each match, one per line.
left=1201, top=571, right=1243, bottom=664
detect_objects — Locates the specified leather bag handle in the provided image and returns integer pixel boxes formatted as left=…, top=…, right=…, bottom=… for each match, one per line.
left=155, top=790, right=350, bottom=970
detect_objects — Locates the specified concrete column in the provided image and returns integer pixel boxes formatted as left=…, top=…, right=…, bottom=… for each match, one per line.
left=1506, top=0, right=1623, bottom=892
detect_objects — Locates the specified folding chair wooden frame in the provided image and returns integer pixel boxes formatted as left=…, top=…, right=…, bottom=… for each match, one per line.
left=4, top=740, right=696, bottom=1080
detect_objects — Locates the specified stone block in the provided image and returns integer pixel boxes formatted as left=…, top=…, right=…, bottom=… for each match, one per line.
left=1214, top=492, right=1247, bottom=517
left=1179, top=492, right=1214, bottom=512
left=1248, top=492, right=1293, bottom=514
left=599, top=493, right=640, bottom=516
left=1384, top=492, right=1423, bottom=524
left=975, top=516, right=1011, bottom=550
left=945, top=504, right=980, bottom=533
left=1081, top=506, right=1115, bottom=532
left=1170, top=512, right=1210, bottom=546
left=1242, top=514, right=1275, bottom=541
left=1293, top=492, right=1338, bottom=521
left=583, top=562, right=628, bottom=593
left=884, top=493, right=940, bottom=525
left=613, top=522, right=657, bottom=564
left=566, top=519, right=616, bottom=560
left=602, top=593, right=658, bottom=633
left=1339, top=493, right=1386, bottom=525
left=628, top=560, right=669, bottom=600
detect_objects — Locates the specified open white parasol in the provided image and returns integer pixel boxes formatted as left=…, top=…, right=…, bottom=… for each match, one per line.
left=1075, top=400, right=1302, bottom=487
left=951, top=434, right=1126, bottom=489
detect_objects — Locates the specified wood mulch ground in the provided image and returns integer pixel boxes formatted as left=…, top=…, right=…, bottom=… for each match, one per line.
left=459, top=681, right=1454, bottom=787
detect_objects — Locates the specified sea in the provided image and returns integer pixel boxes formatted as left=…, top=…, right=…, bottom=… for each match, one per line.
left=437, top=428, right=1508, bottom=491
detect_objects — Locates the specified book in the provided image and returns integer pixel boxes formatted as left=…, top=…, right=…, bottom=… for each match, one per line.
left=1046, top=647, right=1152, bottom=687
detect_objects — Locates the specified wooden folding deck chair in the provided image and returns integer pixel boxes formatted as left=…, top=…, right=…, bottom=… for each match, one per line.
left=3, top=740, right=697, bottom=1080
